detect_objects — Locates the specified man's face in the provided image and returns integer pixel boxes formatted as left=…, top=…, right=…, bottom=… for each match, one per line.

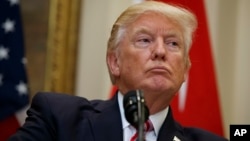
left=110, top=12, right=189, bottom=96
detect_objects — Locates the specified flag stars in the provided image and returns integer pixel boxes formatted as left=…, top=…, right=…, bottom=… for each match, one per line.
left=8, top=0, right=19, bottom=6
left=0, top=46, right=9, bottom=60
left=22, top=57, right=27, bottom=65
left=16, top=81, right=28, bottom=95
left=2, top=19, right=15, bottom=33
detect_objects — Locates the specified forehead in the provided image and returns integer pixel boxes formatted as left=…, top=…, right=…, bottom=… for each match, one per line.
left=126, top=12, right=183, bottom=36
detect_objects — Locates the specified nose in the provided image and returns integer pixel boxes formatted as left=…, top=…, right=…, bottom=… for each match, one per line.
left=151, top=39, right=166, bottom=61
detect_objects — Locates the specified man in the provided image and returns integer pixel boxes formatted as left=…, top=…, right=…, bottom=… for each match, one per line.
left=9, top=1, right=228, bottom=141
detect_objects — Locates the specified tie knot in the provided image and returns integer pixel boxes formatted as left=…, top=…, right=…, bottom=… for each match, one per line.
left=129, top=120, right=154, bottom=141
left=144, top=120, right=154, bottom=132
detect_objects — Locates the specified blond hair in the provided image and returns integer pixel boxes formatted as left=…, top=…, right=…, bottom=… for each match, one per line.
left=107, top=1, right=197, bottom=84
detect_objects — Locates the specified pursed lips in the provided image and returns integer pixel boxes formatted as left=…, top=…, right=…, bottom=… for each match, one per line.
left=147, top=66, right=171, bottom=74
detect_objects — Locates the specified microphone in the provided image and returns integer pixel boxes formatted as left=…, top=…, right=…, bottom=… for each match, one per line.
left=123, top=90, right=149, bottom=141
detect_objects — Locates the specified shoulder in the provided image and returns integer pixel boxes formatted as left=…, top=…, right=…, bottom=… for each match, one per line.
left=33, top=92, right=105, bottom=105
left=31, top=92, right=88, bottom=109
left=33, top=92, right=89, bottom=104
left=9, top=92, right=108, bottom=140
left=30, top=92, right=106, bottom=116
left=183, top=127, right=228, bottom=141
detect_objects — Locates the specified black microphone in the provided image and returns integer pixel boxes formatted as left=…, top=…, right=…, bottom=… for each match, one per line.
left=123, top=90, right=149, bottom=141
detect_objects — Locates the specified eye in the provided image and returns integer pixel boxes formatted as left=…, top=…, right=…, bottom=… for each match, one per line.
left=134, top=37, right=152, bottom=48
left=168, top=41, right=178, bottom=47
left=166, top=39, right=180, bottom=51
left=139, top=38, right=151, bottom=43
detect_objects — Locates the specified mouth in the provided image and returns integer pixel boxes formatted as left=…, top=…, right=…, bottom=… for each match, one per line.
left=147, top=66, right=170, bottom=74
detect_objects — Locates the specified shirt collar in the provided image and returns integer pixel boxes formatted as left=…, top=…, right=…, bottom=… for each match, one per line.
left=118, top=91, right=169, bottom=136
left=118, top=91, right=130, bottom=129
left=149, top=105, right=169, bottom=136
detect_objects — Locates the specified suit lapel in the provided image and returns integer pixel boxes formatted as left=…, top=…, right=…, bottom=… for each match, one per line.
left=157, top=107, right=187, bottom=141
left=89, top=94, right=123, bottom=141
left=87, top=97, right=188, bottom=141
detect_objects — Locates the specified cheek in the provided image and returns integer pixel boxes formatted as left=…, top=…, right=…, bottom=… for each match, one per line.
left=118, top=52, right=135, bottom=74
left=120, top=57, right=141, bottom=74
left=171, top=56, right=187, bottom=78
left=119, top=52, right=148, bottom=79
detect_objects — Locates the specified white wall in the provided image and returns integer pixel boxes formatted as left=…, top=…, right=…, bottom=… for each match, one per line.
left=75, top=0, right=135, bottom=100
left=205, top=0, right=250, bottom=138
left=76, top=0, right=250, bottom=138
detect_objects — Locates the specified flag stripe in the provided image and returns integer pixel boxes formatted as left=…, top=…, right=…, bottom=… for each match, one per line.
left=0, top=115, right=20, bottom=140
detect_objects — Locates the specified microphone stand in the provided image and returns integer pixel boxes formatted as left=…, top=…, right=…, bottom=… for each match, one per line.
left=136, top=90, right=146, bottom=141
left=123, top=89, right=149, bottom=141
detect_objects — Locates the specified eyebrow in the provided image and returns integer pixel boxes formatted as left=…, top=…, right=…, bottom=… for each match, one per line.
left=132, top=26, right=153, bottom=36
left=132, top=26, right=181, bottom=37
left=129, top=25, right=184, bottom=46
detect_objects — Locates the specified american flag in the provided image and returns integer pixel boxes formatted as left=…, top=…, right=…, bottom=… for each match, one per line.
left=0, top=0, right=29, bottom=139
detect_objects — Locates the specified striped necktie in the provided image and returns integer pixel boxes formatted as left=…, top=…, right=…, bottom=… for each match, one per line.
left=130, top=120, right=154, bottom=141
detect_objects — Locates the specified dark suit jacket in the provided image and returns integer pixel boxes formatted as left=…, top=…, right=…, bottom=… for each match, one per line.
left=9, top=92, right=228, bottom=141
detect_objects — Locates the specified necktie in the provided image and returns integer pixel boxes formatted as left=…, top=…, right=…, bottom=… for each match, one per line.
left=130, top=120, right=154, bottom=141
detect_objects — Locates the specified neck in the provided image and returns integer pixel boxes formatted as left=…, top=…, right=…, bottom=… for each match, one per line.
left=143, top=91, right=174, bottom=114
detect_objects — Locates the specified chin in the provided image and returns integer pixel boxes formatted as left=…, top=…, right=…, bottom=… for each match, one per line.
left=139, top=78, right=173, bottom=92
left=143, top=84, right=170, bottom=93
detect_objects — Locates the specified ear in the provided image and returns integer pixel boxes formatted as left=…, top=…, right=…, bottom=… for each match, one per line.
left=107, top=52, right=120, bottom=76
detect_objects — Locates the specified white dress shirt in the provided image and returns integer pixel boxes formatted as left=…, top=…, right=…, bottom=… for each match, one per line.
left=118, top=92, right=169, bottom=141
